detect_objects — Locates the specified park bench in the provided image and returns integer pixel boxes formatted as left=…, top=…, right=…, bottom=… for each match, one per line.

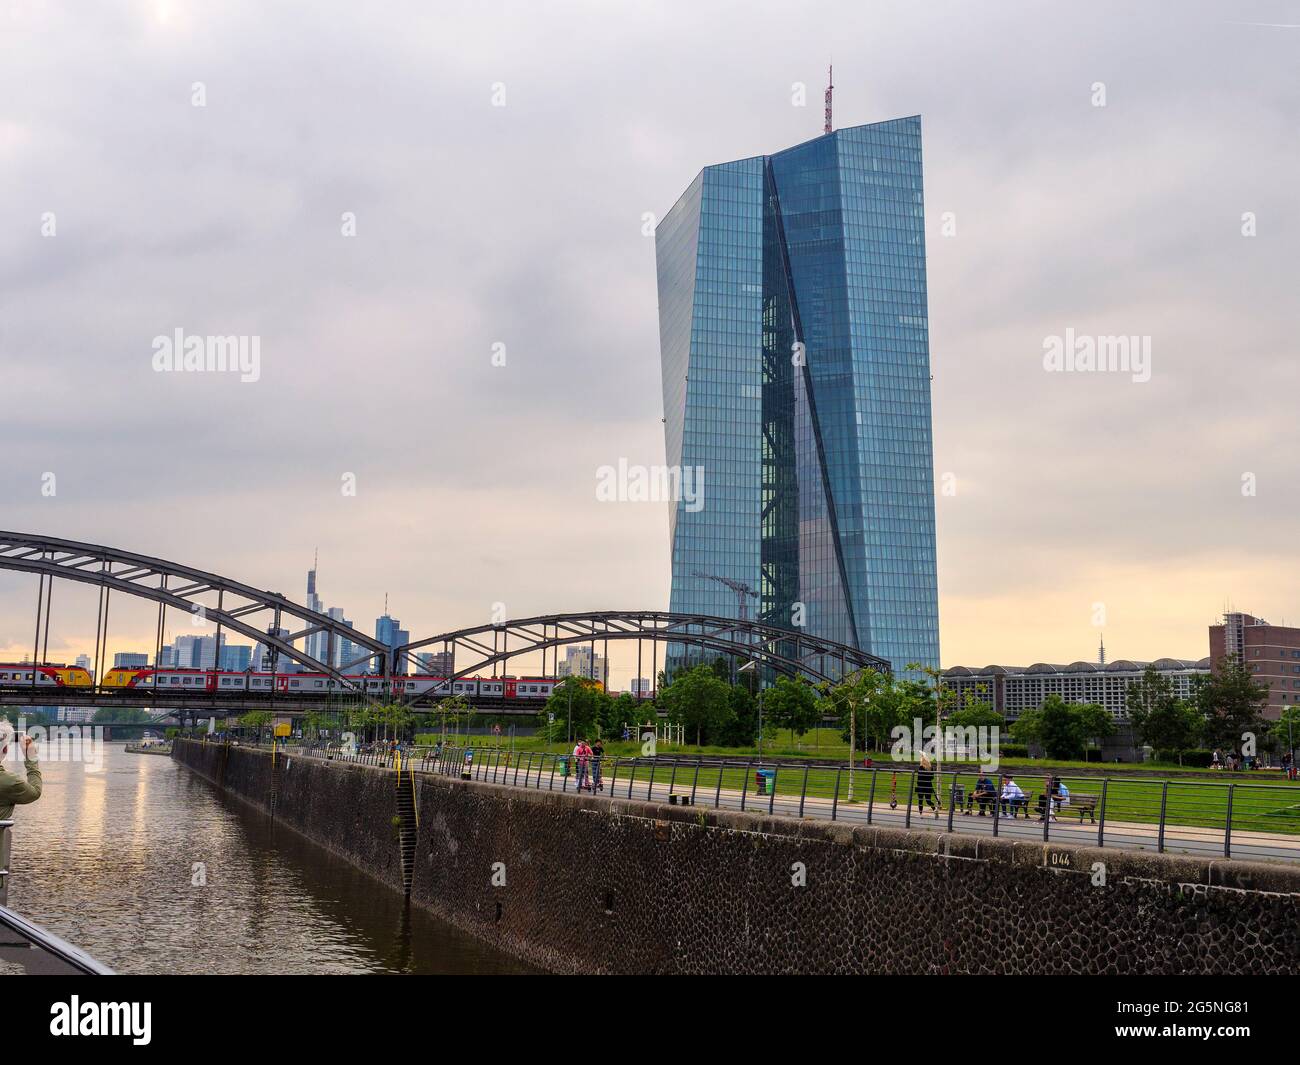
left=1063, top=793, right=1099, bottom=822
left=1029, top=791, right=1100, bottom=823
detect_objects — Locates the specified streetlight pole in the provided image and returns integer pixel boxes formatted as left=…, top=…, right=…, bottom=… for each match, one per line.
left=739, top=659, right=763, bottom=759
left=848, top=690, right=856, bottom=802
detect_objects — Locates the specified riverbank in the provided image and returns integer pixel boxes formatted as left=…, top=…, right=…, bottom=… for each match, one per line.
left=173, top=739, right=1300, bottom=974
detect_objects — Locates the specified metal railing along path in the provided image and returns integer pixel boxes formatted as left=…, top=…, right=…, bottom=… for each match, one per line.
left=208, top=740, right=1300, bottom=865
left=406, top=747, right=1300, bottom=865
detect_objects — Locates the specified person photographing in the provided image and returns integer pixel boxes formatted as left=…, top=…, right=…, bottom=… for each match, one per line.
left=0, top=720, right=42, bottom=820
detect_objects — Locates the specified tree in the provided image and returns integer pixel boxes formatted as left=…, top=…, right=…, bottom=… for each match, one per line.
left=762, top=675, right=820, bottom=745
left=239, top=710, right=272, bottom=745
left=604, top=691, right=638, bottom=738
left=946, top=701, right=1004, bottom=730
left=1269, top=704, right=1300, bottom=763
left=1011, top=696, right=1110, bottom=760
left=1196, top=655, right=1268, bottom=754
left=850, top=674, right=924, bottom=753
left=1075, top=701, right=1115, bottom=754
left=824, top=668, right=891, bottom=752
left=1039, top=696, right=1084, bottom=759
left=429, top=695, right=468, bottom=741
left=1127, top=666, right=1199, bottom=761
left=659, top=665, right=734, bottom=745
left=542, top=676, right=610, bottom=742
left=1009, top=707, right=1043, bottom=747
left=372, top=702, right=413, bottom=742
left=717, top=683, right=758, bottom=747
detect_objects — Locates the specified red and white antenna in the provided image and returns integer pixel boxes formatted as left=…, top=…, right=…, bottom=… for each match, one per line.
left=823, top=64, right=834, bottom=135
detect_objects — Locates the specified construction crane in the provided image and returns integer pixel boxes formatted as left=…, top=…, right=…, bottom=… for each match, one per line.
left=824, top=64, right=833, bottom=135
left=693, top=571, right=759, bottom=623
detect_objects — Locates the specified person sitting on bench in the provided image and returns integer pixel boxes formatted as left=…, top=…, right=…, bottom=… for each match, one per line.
left=1000, top=774, right=1027, bottom=818
left=1035, top=776, right=1070, bottom=822
left=967, top=773, right=997, bottom=815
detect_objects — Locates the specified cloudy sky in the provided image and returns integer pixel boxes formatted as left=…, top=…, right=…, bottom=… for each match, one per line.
left=0, top=0, right=1296, bottom=681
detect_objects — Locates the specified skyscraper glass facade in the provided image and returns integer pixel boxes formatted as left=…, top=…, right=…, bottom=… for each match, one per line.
left=656, top=117, right=940, bottom=675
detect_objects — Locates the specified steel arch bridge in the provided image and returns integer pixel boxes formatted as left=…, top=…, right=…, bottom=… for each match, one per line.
left=394, top=611, right=889, bottom=706
left=0, top=531, right=392, bottom=695
left=0, top=534, right=889, bottom=709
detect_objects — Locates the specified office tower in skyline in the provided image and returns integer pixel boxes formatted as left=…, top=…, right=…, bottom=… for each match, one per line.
left=375, top=610, right=409, bottom=674
left=655, top=116, right=940, bottom=675
left=1211, top=611, right=1300, bottom=720
left=219, top=644, right=253, bottom=672
left=252, top=627, right=297, bottom=673
left=114, top=652, right=149, bottom=669
left=172, top=633, right=221, bottom=669
left=327, top=607, right=360, bottom=671
left=556, top=645, right=608, bottom=685
left=419, top=651, right=453, bottom=675
left=304, top=553, right=332, bottom=667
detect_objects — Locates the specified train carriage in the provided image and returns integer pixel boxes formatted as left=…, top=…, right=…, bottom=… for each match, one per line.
left=0, top=663, right=93, bottom=688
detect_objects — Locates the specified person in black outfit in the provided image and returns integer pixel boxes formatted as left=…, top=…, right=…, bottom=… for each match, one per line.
left=915, top=756, right=938, bottom=814
left=967, top=773, right=997, bottom=815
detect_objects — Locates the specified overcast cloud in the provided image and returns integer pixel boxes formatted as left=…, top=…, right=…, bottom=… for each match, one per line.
left=1, top=0, right=1296, bottom=680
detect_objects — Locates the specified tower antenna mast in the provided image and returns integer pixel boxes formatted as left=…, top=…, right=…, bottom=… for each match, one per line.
left=824, top=64, right=834, bottom=135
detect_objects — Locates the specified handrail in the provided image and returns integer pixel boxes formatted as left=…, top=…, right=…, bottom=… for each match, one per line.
left=218, top=739, right=1300, bottom=864
left=397, top=744, right=1300, bottom=864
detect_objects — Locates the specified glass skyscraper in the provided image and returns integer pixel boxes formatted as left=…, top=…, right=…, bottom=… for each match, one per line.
left=656, top=117, right=940, bottom=675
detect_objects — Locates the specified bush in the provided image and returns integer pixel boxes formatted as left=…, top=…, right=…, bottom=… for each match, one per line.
left=999, top=744, right=1029, bottom=758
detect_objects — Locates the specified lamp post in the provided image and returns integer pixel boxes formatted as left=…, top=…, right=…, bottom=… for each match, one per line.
left=739, top=660, right=763, bottom=759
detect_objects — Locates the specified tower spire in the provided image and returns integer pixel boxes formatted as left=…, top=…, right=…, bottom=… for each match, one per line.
left=824, top=64, right=834, bottom=135
left=1098, top=633, right=1106, bottom=666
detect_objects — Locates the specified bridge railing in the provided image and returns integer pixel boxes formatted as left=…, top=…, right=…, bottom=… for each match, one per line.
left=407, top=746, right=1300, bottom=864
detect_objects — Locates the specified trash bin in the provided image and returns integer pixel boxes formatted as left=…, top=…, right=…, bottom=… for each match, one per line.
left=559, top=756, right=571, bottom=777
left=755, top=769, right=775, bottom=796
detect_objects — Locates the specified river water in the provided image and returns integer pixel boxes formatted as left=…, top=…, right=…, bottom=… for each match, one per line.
left=5, top=742, right=533, bottom=974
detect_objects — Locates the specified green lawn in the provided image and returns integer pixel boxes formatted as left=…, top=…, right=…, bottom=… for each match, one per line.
left=414, top=728, right=1281, bottom=780
left=418, top=741, right=1300, bottom=839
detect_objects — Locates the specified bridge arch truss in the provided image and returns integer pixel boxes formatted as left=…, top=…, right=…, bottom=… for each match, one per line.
left=395, top=610, right=889, bottom=705
left=0, top=532, right=393, bottom=695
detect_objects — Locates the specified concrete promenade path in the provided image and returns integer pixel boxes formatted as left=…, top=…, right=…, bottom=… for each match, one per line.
left=440, top=753, right=1300, bottom=866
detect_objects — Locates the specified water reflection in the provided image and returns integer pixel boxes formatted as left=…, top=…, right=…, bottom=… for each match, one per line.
left=8, top=744, right=533, bottom=974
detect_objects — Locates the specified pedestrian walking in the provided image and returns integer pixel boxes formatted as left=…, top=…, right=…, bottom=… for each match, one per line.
left=915, top=752, right=938, bottom=815
left=574, top=738, right=592, bottom=792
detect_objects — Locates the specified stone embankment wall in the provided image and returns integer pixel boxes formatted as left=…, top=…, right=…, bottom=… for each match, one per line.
left=172, top=740, right=1300, bottom=974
